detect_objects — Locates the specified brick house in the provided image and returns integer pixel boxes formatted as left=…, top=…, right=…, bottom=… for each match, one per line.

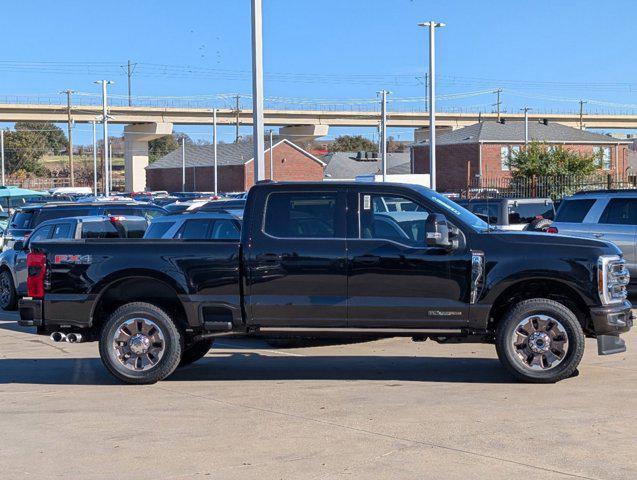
left=146, top=139, right=326, bottom=193
left=411, top=121, right=632, bottom=192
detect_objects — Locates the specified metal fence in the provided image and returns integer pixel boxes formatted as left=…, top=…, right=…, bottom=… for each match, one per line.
left=448, top=173, right=637, bottom=200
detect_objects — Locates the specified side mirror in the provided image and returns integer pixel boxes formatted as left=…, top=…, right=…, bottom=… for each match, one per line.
left=13, top=240, right=25, bottom=251
left=425, top=213, right=452, bottom=249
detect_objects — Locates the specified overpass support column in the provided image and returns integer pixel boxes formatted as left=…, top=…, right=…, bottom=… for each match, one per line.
left=278, top=125, right=329, bottom=143
left=123, top=123, right=172, bottom=192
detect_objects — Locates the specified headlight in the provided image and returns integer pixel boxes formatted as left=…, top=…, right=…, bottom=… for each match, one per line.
left=598, top=255, right=629, bottom=305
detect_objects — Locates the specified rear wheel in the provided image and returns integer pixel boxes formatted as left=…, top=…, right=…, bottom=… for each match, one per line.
left=0, top=270, right=17, bottom=311
left=495, top=298, right=584, bottom=383
left=179, top=339, right=214, bottom=367
left=99, top=302, right=183, bottom=384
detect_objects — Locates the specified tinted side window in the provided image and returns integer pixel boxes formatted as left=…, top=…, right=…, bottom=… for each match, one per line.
left=34, top=208, right=92, bottom=226
left=555, top=199, right=596, bottom=223
left=467, top=203, right=499, bottom=224
left=144, top=222, right=175, bottom=239
left=360, top=194, right=431, bottom=246
left=52, top=223, right=74, bottom=239
left=264, top=192, right=339, bottom=238
left=29, top=225, right=53, bottom=242
left=599, top=198, right=637, bottom=225
left=10, top=211, right=36, bottom=229
left=82, top=221, right=121, bottom=239
left=210, top=220, right=240, bottom=240
left=508, top=202, right=555, bottom=224
left=176, top=219, right=211, bottom=240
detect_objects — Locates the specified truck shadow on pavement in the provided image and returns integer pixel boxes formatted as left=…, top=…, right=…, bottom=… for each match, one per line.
left=0, top=353, right=514, bottom=385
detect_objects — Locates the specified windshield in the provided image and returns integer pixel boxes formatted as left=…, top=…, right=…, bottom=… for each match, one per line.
left=409, top=185, right=489, bottom=231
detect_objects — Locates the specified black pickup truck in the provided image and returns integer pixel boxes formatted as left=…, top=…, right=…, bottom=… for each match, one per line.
left=18, top=182, right=632, bottom=384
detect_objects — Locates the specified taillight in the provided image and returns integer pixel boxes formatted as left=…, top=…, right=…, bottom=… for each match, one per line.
left=546, top=226, right=558, bottom=234
left=109, top=216, right=126, bottom=222
left=27, top=252, right=46, bottom=298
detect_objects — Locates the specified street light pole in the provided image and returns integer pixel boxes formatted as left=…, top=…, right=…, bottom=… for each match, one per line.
left=95, top=80, right=113, bottom=196
left=521, top=107, right=532, bottom=146
left=0, top=129, right=4, bottom=187
left=181, top=137, right=186, bottom=192
left=269, top=129, right=274, bottom=181
left=213, top=108, right=218, bottom=196
left=251, top=0, right=266, bottom=183
left=60, top=90, right=75, bottom=187
left=91, top=120, right=98, bottom=195
left=418, top=20, right=445, bottom=191
left=379, top=90, right=390, bottom=182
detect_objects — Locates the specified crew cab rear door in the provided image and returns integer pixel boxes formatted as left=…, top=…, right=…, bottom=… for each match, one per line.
left=245, top=187, right=348, bottom=327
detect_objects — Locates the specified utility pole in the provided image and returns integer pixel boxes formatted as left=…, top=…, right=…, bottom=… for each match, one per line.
left=379, top=90, right=390, bottom=182
left=234, top=94, right=241, bottom=143
left=251, top=0, right=266, bottom=182
left=424, top=72, right=428, bottom=111
left=0, top=129, right=4, bottom=186
left=418, top=20, right=445, bottom=191
left=61, top=90, right=75, bottom=186
left=95, top=80, right=113, bottom=196
left=520, top=107, right=532, bottom=145
left=126, top=60, right=136, bottom=107
left=579, top=99, right=587, bottom=130
left=494, top=88, right=503, bottom=122
left=213, top=108, right=218, bottom=195
left=181, top=137, right=186, bottom=192
left=91, top=120, right=97, bottom=195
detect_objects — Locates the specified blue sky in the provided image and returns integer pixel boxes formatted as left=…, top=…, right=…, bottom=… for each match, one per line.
left=1, top=0, right=635, bottom=144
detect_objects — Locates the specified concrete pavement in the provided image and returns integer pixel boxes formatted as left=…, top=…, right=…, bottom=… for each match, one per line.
left=0, top=311, right=635, bottom=480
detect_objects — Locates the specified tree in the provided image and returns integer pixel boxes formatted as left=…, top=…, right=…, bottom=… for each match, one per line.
left=14, top=121, right=68, bottom=155
left=508, top=142, right=602, bottom=178
left=2, top=128, right=48, bottom=175
left=148, top=133, right=193, bottom=163
left=328, top=135, right=377, bottom=152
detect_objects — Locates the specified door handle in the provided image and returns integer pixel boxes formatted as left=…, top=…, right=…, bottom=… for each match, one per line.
left=256, top=253, right=281, bottom=263
left=355, top=254, right=380, bottom=264
left=594, top=233, right=604, bottom=238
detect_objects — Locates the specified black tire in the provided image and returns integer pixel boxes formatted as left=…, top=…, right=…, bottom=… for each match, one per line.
left=0, top=269, right=17, bottom=311
left=495, top=298, right=585, bottom=383
left=524, top=218, right=553, bottom=232
left=179, top=339, right=214, bottom=367
left=98, top=302, right=183, bottom=385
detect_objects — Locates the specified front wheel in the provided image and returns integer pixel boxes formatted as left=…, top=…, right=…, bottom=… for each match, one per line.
left=0, top=270, right=17, bottom=310
left=99, top=302, right=183, bottom=384
left=495, top=298, right=585, bottom=383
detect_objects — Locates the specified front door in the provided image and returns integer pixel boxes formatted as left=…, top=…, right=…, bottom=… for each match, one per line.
left=246, top=189, right=348, bottom=327
left=347, top=189, right=471, bottom=328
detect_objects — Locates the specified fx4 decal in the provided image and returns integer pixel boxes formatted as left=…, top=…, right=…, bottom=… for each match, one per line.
left=53, top=254, right=92, bottom=265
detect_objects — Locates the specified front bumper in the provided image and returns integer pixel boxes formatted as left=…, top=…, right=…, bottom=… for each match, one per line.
left=589, top=301, right=632, bottom=355
left=18, top=298, right=43, bottom=327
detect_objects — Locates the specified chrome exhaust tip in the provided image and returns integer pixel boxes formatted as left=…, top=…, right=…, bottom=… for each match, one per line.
left=50, top=332, right=66, bottom=343
left=66, top=333, right=83, bottom=343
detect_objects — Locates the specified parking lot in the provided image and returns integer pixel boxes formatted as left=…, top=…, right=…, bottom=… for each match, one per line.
left=0, top=310, right=635, bottom=480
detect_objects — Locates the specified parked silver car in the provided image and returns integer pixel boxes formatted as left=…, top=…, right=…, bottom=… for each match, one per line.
left=550, top=190, right=637, bottom=291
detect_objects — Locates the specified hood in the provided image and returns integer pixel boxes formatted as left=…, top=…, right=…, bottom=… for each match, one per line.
left=485, top=230, right=621, bottom=255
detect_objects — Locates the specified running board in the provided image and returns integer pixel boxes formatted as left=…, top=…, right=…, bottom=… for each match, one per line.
left=255, top=327, right=465, bottom=338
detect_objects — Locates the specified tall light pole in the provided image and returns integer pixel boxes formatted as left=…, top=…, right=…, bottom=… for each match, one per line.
left=378, top=90, right=390, bottom=182
left=251, top=0, right=265, bottom=183
left=521, top=107, right=532, bottom=146
left=91, top=120, right=98, bottom=195
left=269, top=129, right=274, bottom=180
left=181, top=137, right=186, bottom=192
left=213, top=108, right=218, bottom=195
left=60, top=90, right=75, bottom=186
left=95, top=80, right=113, bottom=196
left=418, top=20, right=445, bottom=191
left=0, top=129, right=5, bottom=187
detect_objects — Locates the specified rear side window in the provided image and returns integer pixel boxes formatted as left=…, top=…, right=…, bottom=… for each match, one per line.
left=210, top=220, right=240, bottom=240
left=29, top=225, right=53, bottom=242
left=466, top=203, right=499, bottom=224
left=555, top=199, right=596, bottom=223
left=52, top=223, right=74, bottom=239
left=144, top=222, right=175, bottom=239
left=176, top=219, right=212, bottom=240
left=599, top=198, right=637, bottom=225
left=264, top=192, right=340, bottom=238
left=81, top=221, right=121, bottom=239
left=508, top=202, right=555, bottom=224
left=120, top=220, right=148, bottom=238
left=10, top=211, right=35, bottom=229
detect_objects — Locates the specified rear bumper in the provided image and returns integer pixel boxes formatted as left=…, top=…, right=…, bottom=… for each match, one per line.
left=589, top=301, right=632, bottom=355
left=18, top=298, right=43, bottom=327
